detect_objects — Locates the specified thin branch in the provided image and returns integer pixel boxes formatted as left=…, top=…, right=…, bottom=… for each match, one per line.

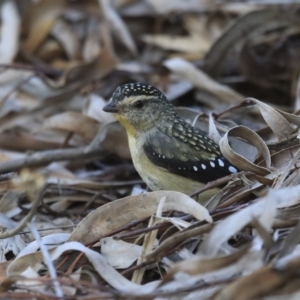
left=0, top=62, right=63, bottom=76
left=0, top=146, right=106, bottom=174
left=144, top=223, right=213, bottom=261
left=113, top=215, right=193, bottom=240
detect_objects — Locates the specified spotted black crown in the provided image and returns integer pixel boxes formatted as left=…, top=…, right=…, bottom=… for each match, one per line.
left=112, top=83, right=167, bottom=102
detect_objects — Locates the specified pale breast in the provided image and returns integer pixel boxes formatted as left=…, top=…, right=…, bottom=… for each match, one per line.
left=127, top=133, right=219, bottom=202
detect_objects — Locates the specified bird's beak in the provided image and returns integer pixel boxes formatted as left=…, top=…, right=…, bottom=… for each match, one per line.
left=103, top=101, right=119, bottom=113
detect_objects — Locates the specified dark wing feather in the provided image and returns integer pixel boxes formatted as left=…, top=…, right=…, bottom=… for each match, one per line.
left=143, top=129, right=238, bottom=184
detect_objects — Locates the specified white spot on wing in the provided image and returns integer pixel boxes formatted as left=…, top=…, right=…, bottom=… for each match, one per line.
left=229, top=166, right=237, bottom=173
left=193, top=166, right=198, bottom=171
left=201, top=164, right=206, bottom=169
left=218, top=159, right=224, bottom=167
left=210, top=161, right=215, bottom=167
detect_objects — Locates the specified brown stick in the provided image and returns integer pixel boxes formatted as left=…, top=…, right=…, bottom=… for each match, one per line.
left=0, top=146, right=106, bottom=174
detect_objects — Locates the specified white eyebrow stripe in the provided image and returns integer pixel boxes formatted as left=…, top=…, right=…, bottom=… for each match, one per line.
left=121, top=95, right=155, bottom=106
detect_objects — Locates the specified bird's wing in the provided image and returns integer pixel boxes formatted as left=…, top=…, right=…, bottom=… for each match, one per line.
left=143, top=129, right=238, bottom=184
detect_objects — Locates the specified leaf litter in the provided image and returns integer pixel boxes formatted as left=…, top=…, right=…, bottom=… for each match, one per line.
left=0, top=1, right=300, bottom=299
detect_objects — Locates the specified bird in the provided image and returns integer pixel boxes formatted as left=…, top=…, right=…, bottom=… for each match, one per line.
left=102, top=82, right=238, bottom=202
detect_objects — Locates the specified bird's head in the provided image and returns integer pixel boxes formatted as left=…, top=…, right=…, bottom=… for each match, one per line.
left=103, top=83, right=174, bottom=135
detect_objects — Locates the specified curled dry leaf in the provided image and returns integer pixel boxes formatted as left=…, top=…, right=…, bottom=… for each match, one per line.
left=204, top=10, right=289, bottom=75
left=17, top=233, right=70, bottom=258
left=23, top=46, right=116, bottom=95
left=208, top=113, right=221, bottom=143
left=69, top=191, right=212, bottom=245
left=248, top=98, right=297, bottom=140
left=8, top=241, right=159, bottom=294
left=220, top=126, right=271, bottom=176
left=200, top=186, right=300, bottom=256
left=163, top=246, right=250, bottom=283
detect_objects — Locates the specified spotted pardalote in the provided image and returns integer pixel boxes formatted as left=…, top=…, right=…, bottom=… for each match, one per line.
left=103, top=82, right=238, bottom=202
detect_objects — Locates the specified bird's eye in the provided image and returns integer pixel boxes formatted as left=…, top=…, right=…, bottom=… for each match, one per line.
left=134, top=100, right=144, bottom=109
